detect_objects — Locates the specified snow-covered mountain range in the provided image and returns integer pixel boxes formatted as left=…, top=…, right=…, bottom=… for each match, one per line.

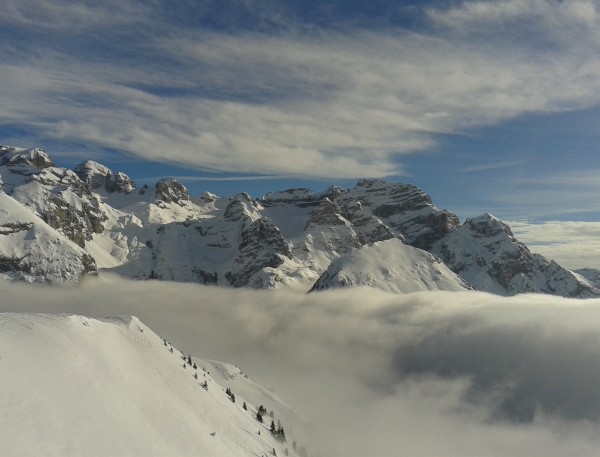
left=0, top=313, right=309, bottom=457
left=0, top=144, right=597, bottom=297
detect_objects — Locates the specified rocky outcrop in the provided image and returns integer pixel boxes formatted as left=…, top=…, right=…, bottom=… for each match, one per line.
left=0, top=146, right=55, bottom=170
left=0, top=157, right=109, bottom=248
left=226, top=218, right=293, bottom=287
left=223, top=193, right=261, bottom=222
left=349, top=179, right=459, bottom=250
left=304, top=198, right=347, bottom=229
left=75, top=161, right=135, bottom=194
left=0, top=193, right=97, bottom=283
left=154, top=178, right=190, bottom=205
left=113, top=171, right=135, bottom=194
left=43, top=195, right=106, bottom=247
left=432, top=213, right=599, bottom=297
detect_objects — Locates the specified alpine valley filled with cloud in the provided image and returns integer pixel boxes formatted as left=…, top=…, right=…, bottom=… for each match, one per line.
left=2, top=1, right=600, bottom=456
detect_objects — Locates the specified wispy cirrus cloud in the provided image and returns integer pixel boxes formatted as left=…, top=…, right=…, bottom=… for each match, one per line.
left=463, top=159, right=527, bottom=173
left=1, top=0, right=600, bottom=179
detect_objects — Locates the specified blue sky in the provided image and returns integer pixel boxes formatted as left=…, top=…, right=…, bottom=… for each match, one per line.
left=1, top=0, right=600, bottom=223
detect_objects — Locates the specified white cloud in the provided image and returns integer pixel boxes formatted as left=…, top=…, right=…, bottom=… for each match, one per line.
left=0, top=0, right=150, bottom=30
left=462, top=159, right=527, bottom=173
left=428, top=0, right=600, bottom=40
left=3, top=276, right=600, bottom=455
left=509, top=220, right=600, bottom=270
left=1, top=1, right=600, bottom=178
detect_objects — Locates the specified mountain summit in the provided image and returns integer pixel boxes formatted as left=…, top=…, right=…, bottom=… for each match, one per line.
left=0, top=145, right=596, bottom=297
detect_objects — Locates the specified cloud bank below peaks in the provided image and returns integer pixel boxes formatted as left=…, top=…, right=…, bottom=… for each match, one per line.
left=3, top=276, right=600, bottom=456
left=1, top=0, right=600, bottom=178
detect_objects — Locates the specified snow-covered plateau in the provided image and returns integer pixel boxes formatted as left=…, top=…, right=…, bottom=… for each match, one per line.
left=0, top=144, right=597, bottom=298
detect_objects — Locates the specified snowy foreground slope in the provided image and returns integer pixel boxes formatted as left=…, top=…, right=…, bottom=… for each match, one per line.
left=0, top=313, right=306, bottom=457
left=0, top=144, right=597, bottom=297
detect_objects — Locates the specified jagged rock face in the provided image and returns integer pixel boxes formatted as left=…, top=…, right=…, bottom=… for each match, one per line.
left=0, top=146, right=55, bottom=170
left=33, top=168, right=89, bottom=195
left=74, top=161, right=110, bottom=189
left=0, top=250, right=96, bottom=282
left=44, top=195, right=106, bottom=247
left=154, top=178, right=190, bottom=205
left=320, top=187, right=398, bottom=246
left=223, top=193, right=261, bottom=222
left=432, top=213, right=599, bottom=297
left=260, top=185, right=396, bottom=275
left=113, top=171, right=135, bottom=193
left=0, top=193, right=97, bottom=283
left=304, top=198, right=347, bottom=229
left=226, top=218, right=293, bottom=287
left=0, top=159, right=109, bottom=248
left=348, top=179, right=459, bottom=250
left=74, top=161, right=135, bottom=194
left=199, top=191, right=218, bottom=204
left=263, top=188, right=315, bottom=203
left=11, top=167, right=107, bottom=248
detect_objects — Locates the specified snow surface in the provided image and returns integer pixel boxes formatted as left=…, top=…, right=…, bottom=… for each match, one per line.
left=312, top=238, right=471, bottom=293
left=0, top=313, right=303, bottom=457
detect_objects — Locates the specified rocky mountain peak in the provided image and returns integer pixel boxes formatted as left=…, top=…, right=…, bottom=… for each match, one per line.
left=199, top=191, right=218, bottom=203
left=74, top=161, right=135, bottom=194
left=263, top=187, right=315, bottom=203
left=304, top=198, right=347, bottom=229
left=432, top=213, right=598, bottom=297
left=0, top=146, right=55, bottom=170
left=348, top=181, right=459, bottom=250
left=223, top=193, right=261, bottom=222
left=154, top=178, right=190, bottom=205
left=226, top=217, right=294, bottom=288
left=113, top=172, right=135, bottom=194
left=321, top=185, right=347, bottom=201
left=355, top=178, right=387, bottom=189
left=464, top=213, right=515, bottom=239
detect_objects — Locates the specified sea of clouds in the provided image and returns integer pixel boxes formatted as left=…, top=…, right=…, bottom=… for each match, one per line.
left=3, top=274, right=600, bottom=456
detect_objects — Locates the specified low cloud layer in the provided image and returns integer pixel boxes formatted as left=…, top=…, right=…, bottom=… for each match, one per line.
left=1, top=0, right=600, bottom=179
left=4, top=275, right=600, bottom=456
left=510, top=220, right=600, bottom=269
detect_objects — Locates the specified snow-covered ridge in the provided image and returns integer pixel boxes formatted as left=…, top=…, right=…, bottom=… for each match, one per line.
left=311, top=238, right=472, bottom=293
left=0, top=313, right=308, bottom=457
left=0, top=144, right=596, bottom=298
left=431, top=213, right=598, bottom=297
